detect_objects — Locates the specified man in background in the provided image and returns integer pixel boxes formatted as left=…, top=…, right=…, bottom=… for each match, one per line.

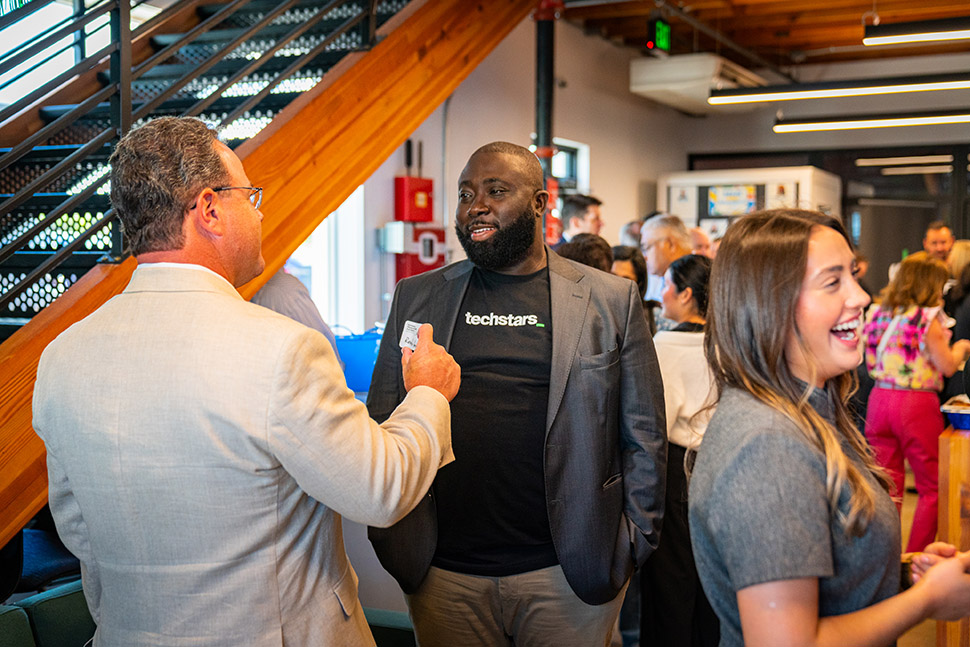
left=924, top=220, right=955, bottom=263
left=618, top=220, right=642, bottom=247
left=639, top=213, right=692, bottom=318
left=252, top=267, right=343, bottom=367
left=556, top=232, right=613, bottom=272
left=640, top=214, right=691, bottom=280
left=555, top=193, right=603, bottom=248
left=689, top=226, right=712, bottom=258
left=32, top=116, right=459, bottom=647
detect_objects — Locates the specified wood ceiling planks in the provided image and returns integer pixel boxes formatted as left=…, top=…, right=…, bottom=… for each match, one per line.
left=564, top=0, right=970, bottom=65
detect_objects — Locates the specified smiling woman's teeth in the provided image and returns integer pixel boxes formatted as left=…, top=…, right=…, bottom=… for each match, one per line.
left=831, top=319, right=859, bottom=340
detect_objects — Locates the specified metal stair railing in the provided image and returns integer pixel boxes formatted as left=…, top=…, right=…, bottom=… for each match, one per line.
left=0, top=0, right=117, bottom=125
left=217, top=0, right=375, bottom=126
left=0, top=0, right=394, bottom=318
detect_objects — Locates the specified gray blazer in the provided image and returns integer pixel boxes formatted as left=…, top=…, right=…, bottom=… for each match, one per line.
left=33, top=265, right=453, bottom=647
left=367, top=250, right=666, bottom=605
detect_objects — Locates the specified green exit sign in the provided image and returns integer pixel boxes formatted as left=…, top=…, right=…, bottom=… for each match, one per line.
left=649, top=18, right=671, bottom=52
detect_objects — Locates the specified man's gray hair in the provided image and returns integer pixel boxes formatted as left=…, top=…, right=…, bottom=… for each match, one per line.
left=109, top=116, right=231, bottom=256
left=641, top=213, right=690, bottom=249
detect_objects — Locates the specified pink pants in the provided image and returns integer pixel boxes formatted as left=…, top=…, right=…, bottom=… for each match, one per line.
left=865, top=386, right=942, bottom=552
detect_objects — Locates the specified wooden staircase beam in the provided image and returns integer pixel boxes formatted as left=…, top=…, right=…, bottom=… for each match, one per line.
left=0, top=0, right=537, bottom=550
left=0, top=258, right=137, bottom=547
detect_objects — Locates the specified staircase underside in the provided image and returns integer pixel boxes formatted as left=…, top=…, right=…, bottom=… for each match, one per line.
left=0, top=0, right=537, bottom=549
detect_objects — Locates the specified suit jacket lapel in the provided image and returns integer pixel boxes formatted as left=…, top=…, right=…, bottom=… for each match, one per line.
left=434, top=261, right=474, bottom=351
left=546, top=251, right=589, bottom=433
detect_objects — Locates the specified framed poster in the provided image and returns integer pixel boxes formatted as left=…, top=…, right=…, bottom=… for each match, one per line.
left=708, top=184, right=757, bottom=216
left=698, top=217, right=731, bottom=240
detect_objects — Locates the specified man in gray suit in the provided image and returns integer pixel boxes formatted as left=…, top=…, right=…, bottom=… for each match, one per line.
left=367, top=142, right=666, bottom=646
left=32, top=116, right=460, bottom=647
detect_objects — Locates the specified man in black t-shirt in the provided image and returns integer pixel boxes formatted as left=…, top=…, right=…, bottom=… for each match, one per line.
left=367, top=142, right=666, bottom=646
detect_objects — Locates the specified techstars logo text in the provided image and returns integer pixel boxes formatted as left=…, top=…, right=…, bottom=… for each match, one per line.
left=464, top=312, right=545, bottom=327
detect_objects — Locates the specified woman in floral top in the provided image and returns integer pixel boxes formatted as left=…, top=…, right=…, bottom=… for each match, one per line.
left=863, top=254, right=970, bottom=551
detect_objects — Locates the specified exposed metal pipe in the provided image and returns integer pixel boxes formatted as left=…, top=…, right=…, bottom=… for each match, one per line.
left=655, top=0, right=798, bottom=83
left=535, top=6, right=558, bottom=178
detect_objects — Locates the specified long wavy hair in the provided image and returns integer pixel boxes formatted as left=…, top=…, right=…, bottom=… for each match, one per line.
left=705, top=209, right=890, bottom=536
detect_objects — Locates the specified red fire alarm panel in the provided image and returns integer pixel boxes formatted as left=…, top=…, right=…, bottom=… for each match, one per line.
left=395, top=176, right=433, bottom=222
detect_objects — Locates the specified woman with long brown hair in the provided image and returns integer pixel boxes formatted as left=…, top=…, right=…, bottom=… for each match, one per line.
left=688, top=209, right=970, bottom=647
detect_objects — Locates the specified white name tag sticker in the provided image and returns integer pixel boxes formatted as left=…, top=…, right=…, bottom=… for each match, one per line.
left=399, top=320, right=422, bottom=351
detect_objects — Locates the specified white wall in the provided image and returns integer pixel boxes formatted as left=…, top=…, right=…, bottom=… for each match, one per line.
left=345, top=15, right=691, bottom=612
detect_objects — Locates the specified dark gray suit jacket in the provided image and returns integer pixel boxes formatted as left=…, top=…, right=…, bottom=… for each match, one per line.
left=366, top=249, right=667, bottom=605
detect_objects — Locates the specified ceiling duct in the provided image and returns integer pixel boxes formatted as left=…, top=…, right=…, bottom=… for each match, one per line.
left=630, top=53, right=767, bottom=116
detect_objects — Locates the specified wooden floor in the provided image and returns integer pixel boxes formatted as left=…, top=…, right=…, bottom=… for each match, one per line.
left=900, top=469, right=936, bottom=647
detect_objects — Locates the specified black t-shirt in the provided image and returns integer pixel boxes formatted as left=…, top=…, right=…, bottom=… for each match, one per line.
left=431, top=266, right=556, bottom=576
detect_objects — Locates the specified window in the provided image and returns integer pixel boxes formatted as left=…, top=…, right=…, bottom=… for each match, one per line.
left=0, top=1, right=159, bottom=107
left=286, top=185, right=366, bottom=334
left=530, top=136, right=590, bottom=195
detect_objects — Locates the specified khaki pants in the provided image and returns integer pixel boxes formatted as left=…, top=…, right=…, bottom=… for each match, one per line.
left=405, top=565, right=627, bottom=647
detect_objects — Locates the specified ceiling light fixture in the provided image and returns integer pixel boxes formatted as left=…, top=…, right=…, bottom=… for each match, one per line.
left=880, top=165, right=953, bottom=176
left=864, top=16, right=970, bottom=46
left=773, top=110, right=970, bottom=133
left=708, top=72, right=970, bottom=105
left=855, top=155, right=954, bottom=166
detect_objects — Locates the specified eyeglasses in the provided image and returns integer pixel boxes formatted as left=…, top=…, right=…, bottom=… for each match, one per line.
left=213, top=186, right=263, bottom=209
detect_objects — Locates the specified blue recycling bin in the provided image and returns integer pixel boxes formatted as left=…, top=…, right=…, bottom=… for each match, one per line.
left=335, top=328, right=382, bottom=393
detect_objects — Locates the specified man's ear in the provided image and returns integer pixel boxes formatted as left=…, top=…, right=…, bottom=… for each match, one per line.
left=533, top=190, right=550, bottom=216
left=187, top=188, right=224, bottom=238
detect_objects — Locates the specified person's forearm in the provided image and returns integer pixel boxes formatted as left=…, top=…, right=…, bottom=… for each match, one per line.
left=946, top=345, right=967, bottom=376
left=813, top=584, right=931, bottom=647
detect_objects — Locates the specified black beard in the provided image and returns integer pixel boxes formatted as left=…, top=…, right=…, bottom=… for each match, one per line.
left=455, top=208, right=538, bottom=271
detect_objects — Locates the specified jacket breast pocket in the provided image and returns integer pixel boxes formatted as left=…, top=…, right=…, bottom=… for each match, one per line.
left=579, top=345, right=619, bottom=370
left=577, top=345, right=621, bottom=433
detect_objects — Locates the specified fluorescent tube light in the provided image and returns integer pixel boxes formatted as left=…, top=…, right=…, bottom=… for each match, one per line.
left=864, top=17, right=970, bottom=46
left=773, top=110, right=970, bottom=133
left=855, top=155, right=954, bottom=166
left=880, top=165, right=953, bottom=176
left=708, top=72, right=970, bottom=105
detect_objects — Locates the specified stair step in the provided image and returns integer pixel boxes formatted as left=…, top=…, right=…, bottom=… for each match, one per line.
left=0, top=160, right=111, bottom=200
left=196, top=0, right=379, bottom=22
left=118, top=51, right=342, bottom=83
left=2, top=198, right=112, bottom=247
left=0, top=144, right=114, bottom=165
left=38, top=90, right=304, bottom=125
left=1, top=252, right=105, bottom=322
left=150, top=15, right=362, bottom=48
left=1, top=194, right=111, bottom=208
left=3, top=250, right=106, bottom=265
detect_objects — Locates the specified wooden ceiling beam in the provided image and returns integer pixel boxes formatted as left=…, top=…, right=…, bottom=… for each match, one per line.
left=581, top=17, right=648, bottom=40
left=710, top=0, right=969, bottom=18
left=570, top=0, right=970, bottom=63
left=724, top=24, right=866, bottom=48
left=562, top=1, right=654, bottom=21
left=694, top=4, right=969, bottom=30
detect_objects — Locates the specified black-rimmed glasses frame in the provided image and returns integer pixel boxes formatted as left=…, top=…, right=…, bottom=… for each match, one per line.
left=213, top=186, right=263, bottom=209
